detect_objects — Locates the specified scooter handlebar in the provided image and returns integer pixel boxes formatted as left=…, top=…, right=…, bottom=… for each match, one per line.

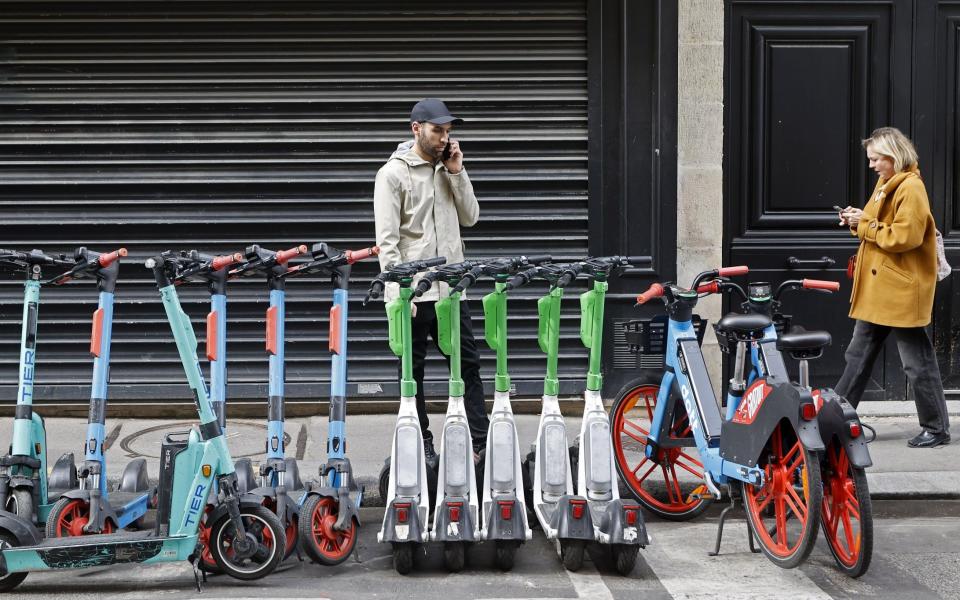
left=276, top=244, right=308, bottom=264
left=97, top=247, right=128, bottom=267
left=524, top=254, right=552, bottom=265
left=802, top=278, right=840, bottom=292
left=636, top=283, right=665, bottom=304
left=212, top=253, right=244, bottom=271
left=345, top=245, right=380, bottom=264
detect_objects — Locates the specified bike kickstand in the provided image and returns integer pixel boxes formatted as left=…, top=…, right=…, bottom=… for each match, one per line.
left=708, top=493, right=737, bottom=557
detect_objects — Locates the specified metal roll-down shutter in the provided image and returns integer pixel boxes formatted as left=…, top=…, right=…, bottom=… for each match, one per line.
left=0, top=1, right=589, bottom=407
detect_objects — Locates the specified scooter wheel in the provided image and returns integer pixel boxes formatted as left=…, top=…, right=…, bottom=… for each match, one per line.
left=299, top=494, right=357, bottom=566
left=262, top=497, right=300, bottom=561
left=46, top=497, right=115, bottom=538
left=820, top=443, right=873, bottom=578
left=560, top=539, right=585, bottom=571
left=392, top=542, right=415, bottom=575
left=443, top=542, right=465, bottom=572
left=197, top=507, right=223, bottom=574
left=494, top=540, right=518, bottom=571
left=208, top=504, right=285, bottom=580
left=6, top=490, right=33, bottom=524
left=611, top=543, right=638, bottom=575
left=0, top=532, right=28, bottom=592
left=378, top=460, right=390, bottom=505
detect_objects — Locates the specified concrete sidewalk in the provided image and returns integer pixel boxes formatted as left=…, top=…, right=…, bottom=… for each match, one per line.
left=3, top=400, right=957, bottom=504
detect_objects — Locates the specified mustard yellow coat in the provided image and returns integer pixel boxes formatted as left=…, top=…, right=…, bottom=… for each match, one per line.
left=848, top=165, right=938, bottom=328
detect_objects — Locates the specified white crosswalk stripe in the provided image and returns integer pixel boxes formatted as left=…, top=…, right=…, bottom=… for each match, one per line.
left=640, top=520, right=833, bottom=600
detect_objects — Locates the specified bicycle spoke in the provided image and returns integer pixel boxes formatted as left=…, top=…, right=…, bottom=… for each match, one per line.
left=622, top=427, right=648, bottom=446
left=674, top=456, right=703, bottom=478
left=661, top=465, right=678, bottom=503
left=784, top=487, right=807, bottom=522
left=668, top=464, right=683, bottom=501
left=624, top=419, right=650, bottom=438
left=775, top=498, right=788, bottom=547
left=635, top=460, right=658, bottom=484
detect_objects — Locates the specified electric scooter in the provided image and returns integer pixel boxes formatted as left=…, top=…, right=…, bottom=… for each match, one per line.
left=167, top=248, right=249, bottom=573
left=366, top=256, right=446, bottom=575
left=229, top=243, right=310, bottom=561
left=283, top=242, right=378, bottom=566
left=44, top=247, right=153, bottom=537
left=410, top=260, right=483, bottom=572
left=453, top=255, right=552, bottom=570
left=0, top=249, right=81, bottom=526
left=568, top=256, right=649, bottom=574
left=0, top=252, right=286, bottom=593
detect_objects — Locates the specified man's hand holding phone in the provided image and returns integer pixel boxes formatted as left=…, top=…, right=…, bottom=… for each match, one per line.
left=442, top=140, right=463, bottom=174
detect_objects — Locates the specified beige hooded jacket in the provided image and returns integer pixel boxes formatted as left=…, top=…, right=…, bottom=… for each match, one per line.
left=373, top=140, right=479, bottom=302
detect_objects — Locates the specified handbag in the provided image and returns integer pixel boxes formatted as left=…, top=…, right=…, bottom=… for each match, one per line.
left=936, top=229, right=951, bottom=281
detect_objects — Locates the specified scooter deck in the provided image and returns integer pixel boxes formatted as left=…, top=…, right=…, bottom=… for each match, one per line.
left=25, top=529, right=155, bottom=549
left=107, top=490, right=150, bottom=505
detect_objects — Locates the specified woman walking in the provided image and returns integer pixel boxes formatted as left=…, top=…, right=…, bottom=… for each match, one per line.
left=836, top=127, right=951, bottom=448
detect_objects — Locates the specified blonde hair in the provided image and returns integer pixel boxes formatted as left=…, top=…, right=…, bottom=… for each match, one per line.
left=862, top=127, right=919, bottom=173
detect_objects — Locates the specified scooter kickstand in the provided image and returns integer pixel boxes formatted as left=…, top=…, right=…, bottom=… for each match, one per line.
left=708, top=493, right=737, bottom=557
left=190, top=555, right=205, bottom=593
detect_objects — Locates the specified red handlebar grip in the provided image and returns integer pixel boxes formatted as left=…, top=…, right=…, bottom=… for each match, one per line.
left=97, top=247, right=128, bottom=267
left=636, top=283, right=664, bottom=304
left=718, top=265, right=749, bottom=277
left=696, top=281, right=719, bottom=294
left=802, top=278, right=840, bottom=292
left=212, top=253, right=243, bottom=271
left=346, top=246, right=380, bottom=264
left=276, top=244, right=308, bottom=264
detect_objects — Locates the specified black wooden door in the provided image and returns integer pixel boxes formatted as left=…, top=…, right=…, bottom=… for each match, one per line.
left=915, top=1, right=960, bottom=401
left=724, top=0, right=915, bottom=400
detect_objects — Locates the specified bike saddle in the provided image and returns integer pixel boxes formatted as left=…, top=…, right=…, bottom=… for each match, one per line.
left=777, top=329, right=831, bottom=359
left=715, top=312, right=771, bottom=338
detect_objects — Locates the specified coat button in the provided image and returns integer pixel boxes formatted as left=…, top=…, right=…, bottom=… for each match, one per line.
left=871, top=269, right=877, bottom=275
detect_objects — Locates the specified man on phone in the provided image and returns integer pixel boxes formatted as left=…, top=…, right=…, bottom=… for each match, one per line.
left=373, top=98, right=488, bottom=464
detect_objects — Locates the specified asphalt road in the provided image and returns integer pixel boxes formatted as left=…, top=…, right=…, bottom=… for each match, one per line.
left=4, top=502, right=959, bottom=600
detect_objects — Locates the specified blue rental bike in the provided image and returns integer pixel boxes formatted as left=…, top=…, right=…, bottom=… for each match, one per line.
left=622, top=266, right=826, bottom=568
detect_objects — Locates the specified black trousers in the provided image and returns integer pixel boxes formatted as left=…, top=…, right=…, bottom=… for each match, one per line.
left=401, top=300, right=489, bottom=445
left=835, top=320, right=951, bottom=434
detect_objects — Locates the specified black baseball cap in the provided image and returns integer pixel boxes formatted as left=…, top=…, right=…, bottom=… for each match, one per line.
left=410, top=98, right=464, bottom=125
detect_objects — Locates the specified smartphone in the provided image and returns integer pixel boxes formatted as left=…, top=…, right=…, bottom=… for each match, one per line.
left=832, top=205, right=845, bottom=213
left=442, top=140, right=452, bottom=161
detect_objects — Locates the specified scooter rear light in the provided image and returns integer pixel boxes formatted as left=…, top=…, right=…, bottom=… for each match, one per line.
left=448, top=501, right=462, bottom=522
left=849, top=421, right=862, bottom=438
left=498, top=500, right=514, bottom=521
left=624, top=505, right=639, bottom=526
left=395, top=502, right=411, bottom=523
left=800, top=402, right=817, bottom=421
left=570, top=499, right=586, bottom=520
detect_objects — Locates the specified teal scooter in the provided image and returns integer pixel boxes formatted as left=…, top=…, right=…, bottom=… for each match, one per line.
left=0, top=252, right=286, bottom=593
left=0, top=249, right=80, bottom=525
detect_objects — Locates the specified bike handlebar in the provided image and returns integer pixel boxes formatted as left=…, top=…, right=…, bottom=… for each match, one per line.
left=211, top=253, right=244, bottom=271
left=276, top=244, right=308, bottom=264
left=636, top=283, right=665, bottom=304
left=801, top=278, right=840, bottom=292
left=345, top=246, right=379, bottom=264
left=718, top=265, right=749, bottom=277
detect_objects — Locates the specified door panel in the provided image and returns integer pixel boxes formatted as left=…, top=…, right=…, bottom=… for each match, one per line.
left=725, top=0, right=913, bottom=400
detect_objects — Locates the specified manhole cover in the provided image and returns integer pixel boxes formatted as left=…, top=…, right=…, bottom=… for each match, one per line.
left=119, top=420, right=292, bottom=459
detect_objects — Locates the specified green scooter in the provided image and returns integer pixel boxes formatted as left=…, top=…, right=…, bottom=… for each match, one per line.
left=0, top=252, right=286, bottom=593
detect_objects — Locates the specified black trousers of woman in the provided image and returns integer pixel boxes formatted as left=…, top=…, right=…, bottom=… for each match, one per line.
left=835, top=319, right=950, bottom=435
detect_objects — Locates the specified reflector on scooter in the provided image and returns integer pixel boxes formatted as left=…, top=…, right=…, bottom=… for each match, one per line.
left=491, top=421, right=515, bottom=492
left=395, top=425, right=420, bottom=492
left=543, top=423, right=566, bottom=490
left=588, top=420, right=612, bottom=494
left=444, top=425, right=469, bottom=490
